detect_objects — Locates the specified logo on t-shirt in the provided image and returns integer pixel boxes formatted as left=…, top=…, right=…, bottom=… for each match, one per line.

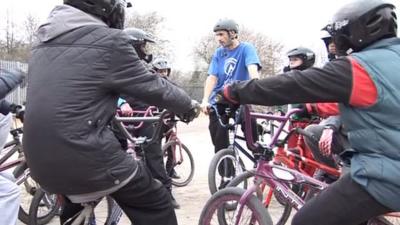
left=224, top=57, right=237, bottom=84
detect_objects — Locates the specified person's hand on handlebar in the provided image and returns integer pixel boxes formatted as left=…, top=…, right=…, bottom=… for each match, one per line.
left=10, top=103, right=24, bottom=122
left=177, top=100, right=201, bottom=123
left=214, top=85, right=240, bottom=114
left=200, top=99, right=210, bottom=115
left=120, top=102, right=134, bottom=116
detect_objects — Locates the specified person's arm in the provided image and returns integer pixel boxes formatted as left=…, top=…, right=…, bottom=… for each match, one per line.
left=224, top=57, right=377, bottom=107
left=244, top=43, right=261, bottom=80
left=105, top=31, right=192, bottom=114
left=0, top=99, right=12, bottom=115
left=0, top=68, right=24, bottom=99
left=117, top=98, right=126, bottom=107
left=201, top=75, right=218, bottom=114
left=247, top=64, right=259, bottom=79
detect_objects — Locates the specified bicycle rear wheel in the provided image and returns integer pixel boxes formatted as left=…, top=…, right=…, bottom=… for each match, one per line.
left=208, top=148, right=247, bottom=194
left=162, top=140, right=195, bottom=187
left=26, top=188, right=62, bottom=225
left=227, top=170, right=292, bottom=225
left=199, top=187, right=272, bottom=225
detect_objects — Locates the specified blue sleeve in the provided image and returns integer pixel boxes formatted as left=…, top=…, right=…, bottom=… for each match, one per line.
left=208, top=51, right=219, bottom=75
left=117, top=98, right=126, bottom=107
left=244, top=43, right=261, bottom=68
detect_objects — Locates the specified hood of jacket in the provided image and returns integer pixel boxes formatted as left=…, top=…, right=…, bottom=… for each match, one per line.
left=37, top=4, right=108, bottom=43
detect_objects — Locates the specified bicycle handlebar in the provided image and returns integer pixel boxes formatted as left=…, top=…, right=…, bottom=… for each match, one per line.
left=243, top=106, right=304, bottom=150
left=114, top=110, right=169, bottom=146
left=116, top=106, right=158, bottom=130
left=210, top=104, right=239, bottom=129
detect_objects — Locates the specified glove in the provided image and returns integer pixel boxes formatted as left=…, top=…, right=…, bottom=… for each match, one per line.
left=177, top=100, right=201, bottom=123
left=215, top=85, right=239, bottom=105
left=11, top=104, right=24, bottom=122
left=9, top=103, right=23, bottom=114
left=319, top=127, right=334, bottom=156
left=283, top=65, right=291, bottom=72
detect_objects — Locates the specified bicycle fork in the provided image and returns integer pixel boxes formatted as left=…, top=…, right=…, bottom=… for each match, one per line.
left=233, top=180, right=263, bottom=225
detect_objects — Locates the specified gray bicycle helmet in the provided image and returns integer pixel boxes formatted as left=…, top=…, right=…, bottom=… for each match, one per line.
left=325, top=0, right=397, bottom=55
left=152, top=57, right=171, bottom=76
left=213, top=19, right=239, bottom=34
left=124, top=27, right=156, bottom=62
left=124, top=28, right=156, bottom=45
left=286, top=47, right=315, bottom=71
left=64, top=0, right=131, bottom=29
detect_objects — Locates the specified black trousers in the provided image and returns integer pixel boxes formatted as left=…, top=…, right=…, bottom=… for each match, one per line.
left=304, top=124, right=349, bottom=168
left=137, top=122, right=172, bottom=191
left=208, top=109, right=230, bottom=153
left=292, top=173, right=390, bottom=225
left=61, top=162, right=177, bottom=225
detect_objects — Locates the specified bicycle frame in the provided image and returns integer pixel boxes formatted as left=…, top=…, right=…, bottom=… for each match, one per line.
left=247, top=107, right=340, bottom=177
left=229, top=105, right=399, bottom=224
left=0, top=128, right=25, bottom=173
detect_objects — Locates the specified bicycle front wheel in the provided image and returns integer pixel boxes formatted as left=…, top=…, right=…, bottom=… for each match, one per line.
left=163, top=140, right=195, bottom=187
left=199, top=187, right=272, bottom=225
left=227, top=170, right=292, bottom=225
left=208, top=148, right=247, bottom=194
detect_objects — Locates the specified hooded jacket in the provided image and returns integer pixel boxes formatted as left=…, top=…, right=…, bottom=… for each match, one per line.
left=23, top=5, right=192, bottom=194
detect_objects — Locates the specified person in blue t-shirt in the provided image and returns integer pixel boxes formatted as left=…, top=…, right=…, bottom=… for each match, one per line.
left=200, top=18, right=261, bottom=186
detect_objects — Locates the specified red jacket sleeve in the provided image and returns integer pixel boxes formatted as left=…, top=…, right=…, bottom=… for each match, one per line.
left=306, top=102, right=340, bottom=117
left=347, top=57, right=378, bottom=107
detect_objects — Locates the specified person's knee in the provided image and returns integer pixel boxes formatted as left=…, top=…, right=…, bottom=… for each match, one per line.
left=4, top=183, right=20, bottom=201
left=304, top=124, right=322, bottom=135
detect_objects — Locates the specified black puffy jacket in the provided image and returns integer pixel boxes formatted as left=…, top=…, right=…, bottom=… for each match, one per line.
left=23, top=5, right=192, bottom=194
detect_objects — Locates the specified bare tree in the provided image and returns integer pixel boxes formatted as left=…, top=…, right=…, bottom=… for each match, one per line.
left=24, top=14, right=39, bottom=48
left=125, top=11, right=172, bottom=59
left=0, top=13, right=40, bottom=62
left=192, top=26, right=284, bottom=78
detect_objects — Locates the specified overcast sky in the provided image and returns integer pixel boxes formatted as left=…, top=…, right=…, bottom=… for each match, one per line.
left=1, top=0, right=399, bottom=71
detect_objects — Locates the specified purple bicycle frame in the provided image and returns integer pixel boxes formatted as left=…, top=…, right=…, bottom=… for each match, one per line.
left=232, top=105, right=328, bottom=225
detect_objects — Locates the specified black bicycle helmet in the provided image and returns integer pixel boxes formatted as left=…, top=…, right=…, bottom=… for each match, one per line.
left=152, top=57, right=171, bottom=76
left=286, top=47, right=316, bottom=71
left=64, top=0, right=132, bottom=29
left=325, top=0, right=397, bottom=55
left=124, top=27, right=155, bottom=62
left=213, top=19, right=239, bottom=34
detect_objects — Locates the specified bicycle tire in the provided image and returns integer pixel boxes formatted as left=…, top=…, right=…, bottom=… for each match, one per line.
left=198, top=187, right=273, bottom=225
left=18, top=175, right=49, bottom=224
left=208, top=148, right=247, bottom=194
left=162, top=140, right=195, bottom=187
left=104, top=196, right=125, bottom=225
left=27, top=188, right=62, bottom=225
left=227, top=170, right=292, bottom=225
